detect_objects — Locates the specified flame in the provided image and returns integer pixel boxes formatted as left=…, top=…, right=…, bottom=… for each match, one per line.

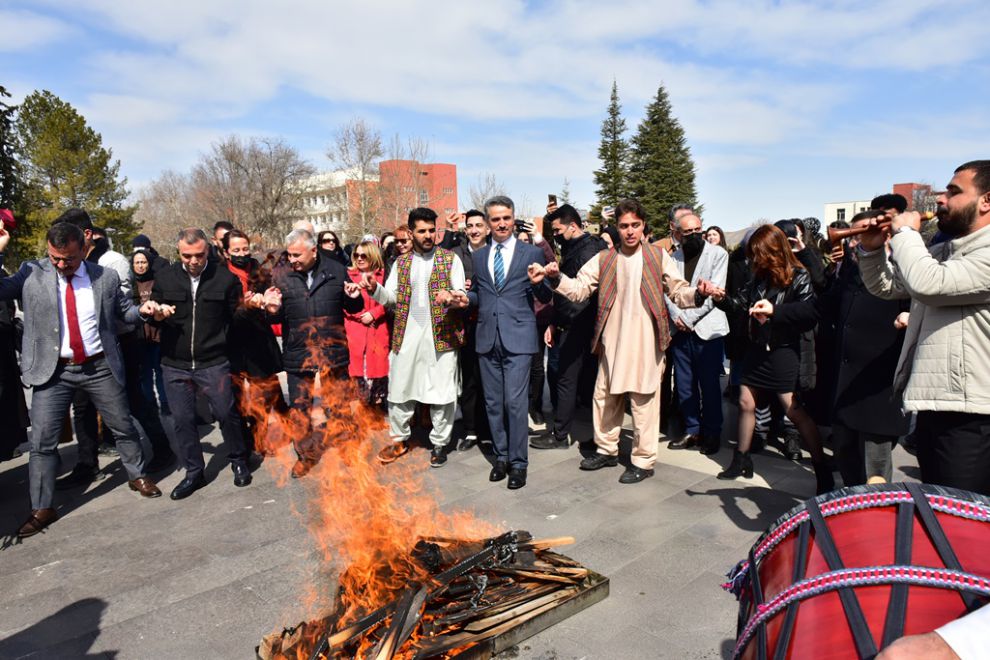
left=242, top=320, right=501, bottom=657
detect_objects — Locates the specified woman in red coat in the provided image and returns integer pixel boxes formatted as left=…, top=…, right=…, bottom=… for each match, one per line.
left=345, top=240, right=390, bottom=408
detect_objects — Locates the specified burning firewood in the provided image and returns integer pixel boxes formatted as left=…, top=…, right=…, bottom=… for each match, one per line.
left=257, top=531, right=608, bottom=660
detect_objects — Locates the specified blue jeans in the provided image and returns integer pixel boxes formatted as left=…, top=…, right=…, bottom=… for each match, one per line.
left=670, top=332, right=724, bottom=438
left=139, top=341, right=169, bottom=415
left=30, top=357, right=145, bottom=509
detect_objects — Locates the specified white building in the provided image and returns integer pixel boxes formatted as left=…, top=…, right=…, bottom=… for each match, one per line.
left=297, top=168, right=379, bottom=233
left=823, top=200, right=871, bottom=225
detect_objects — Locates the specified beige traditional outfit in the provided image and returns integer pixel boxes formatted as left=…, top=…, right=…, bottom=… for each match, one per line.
left=554, top=243, right=696, bottom=469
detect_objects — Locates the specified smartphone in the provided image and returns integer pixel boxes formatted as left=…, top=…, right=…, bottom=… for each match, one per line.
left=548, top=194, right=557, bottom=205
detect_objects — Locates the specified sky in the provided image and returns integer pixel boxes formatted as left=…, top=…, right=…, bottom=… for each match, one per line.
left=3, top=0, right=990, bottom=230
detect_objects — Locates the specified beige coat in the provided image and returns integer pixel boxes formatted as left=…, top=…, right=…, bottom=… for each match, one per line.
left=859, top=224, right=990, bottom=414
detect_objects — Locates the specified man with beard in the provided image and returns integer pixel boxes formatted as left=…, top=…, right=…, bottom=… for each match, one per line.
left=350, top=208, right=466, bottom=467
left=859, top=160, right=990, bottom=496
left=664, top=212, right=728, bottom=455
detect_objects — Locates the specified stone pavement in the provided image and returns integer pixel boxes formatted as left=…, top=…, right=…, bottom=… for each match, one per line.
left=0, top=398, right=919, bottom=660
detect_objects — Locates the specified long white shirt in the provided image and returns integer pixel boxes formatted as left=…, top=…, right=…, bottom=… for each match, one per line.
left=58, top=261, right=102, bottom=359
left=372, top=249, right=466, bottom=404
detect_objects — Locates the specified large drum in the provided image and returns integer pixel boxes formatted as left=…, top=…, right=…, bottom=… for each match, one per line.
left=724, top=483, right=990, bottom=659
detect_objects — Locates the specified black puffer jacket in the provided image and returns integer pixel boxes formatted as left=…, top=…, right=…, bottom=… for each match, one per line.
left=714, top=267, right=818, bottom=351
left=152, top=261, right=244, bottom=370
left=553, top=232, right=606, bottom=327
left=273, top=255, right=363, bottom=373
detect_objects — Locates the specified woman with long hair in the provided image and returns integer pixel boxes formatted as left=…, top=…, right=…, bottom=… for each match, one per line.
left=706, top=225, right=834, bottom=494
left=317, top=229, right=347, bottom=265
left=705, top=226, right=727, bottom=249
left=344, top=240, right=390, bottom=408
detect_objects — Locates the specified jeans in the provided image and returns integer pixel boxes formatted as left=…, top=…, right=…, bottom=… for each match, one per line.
left=30, top=357, right=145, bottom=509
left=670, top=332, right=724, bottom=437
left=139, top=341, right=169, bottom=415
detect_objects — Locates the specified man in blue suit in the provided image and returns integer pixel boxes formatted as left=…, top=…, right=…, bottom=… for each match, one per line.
left=457, top=196, right=551, bottom=489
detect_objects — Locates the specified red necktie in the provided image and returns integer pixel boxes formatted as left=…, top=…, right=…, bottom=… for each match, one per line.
left=65, top=273, right=86, bottom=363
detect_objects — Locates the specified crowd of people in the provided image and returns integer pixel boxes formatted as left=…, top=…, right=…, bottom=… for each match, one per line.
left=1, top=159, right=989, bottom=541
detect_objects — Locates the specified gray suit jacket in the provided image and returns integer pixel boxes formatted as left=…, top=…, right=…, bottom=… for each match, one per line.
left=0, top=258, right=142, bottom=386
left=666, top=242, right=729, bottom=341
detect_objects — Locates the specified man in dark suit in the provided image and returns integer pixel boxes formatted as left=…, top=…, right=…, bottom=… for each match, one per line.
left=0, top=222, right=163, bottom=539
left=457, top=196, right=551, bottom=489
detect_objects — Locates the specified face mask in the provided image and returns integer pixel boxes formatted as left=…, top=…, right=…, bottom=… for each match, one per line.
left=230, top=255, right=252, bottom=269
left=682, top=233, right=705, bottom=259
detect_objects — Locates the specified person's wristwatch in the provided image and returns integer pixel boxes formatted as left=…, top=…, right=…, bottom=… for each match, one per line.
left=895, top=225, right=918, bottom=235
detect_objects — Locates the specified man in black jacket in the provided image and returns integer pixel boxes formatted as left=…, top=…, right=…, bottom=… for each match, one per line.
left=273, top=228, right=363, bottom=477
left=151, top=228, right=269, bottom=499
left=531, top=204, right=604, bottom=450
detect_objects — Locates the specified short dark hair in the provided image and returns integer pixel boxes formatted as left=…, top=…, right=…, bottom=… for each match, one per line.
left=774, top=219, right=798, bottom=239
left=465, top=209, right=485, bottom=221
left=616, top=199, right=646, bottom=223
left=222, top=228, right=250, bottom=251
left=55, top=208, right=93, bottom=231
left=956, top=160, right=990, bottom=197
left=547, top=203, right=582, bottom=228
left=177, top=227, right=209, bottom=245
left=668, top=203, right=694, bottom=223
left=47, top=222, right=86, bottom=249
left=213, top=220, right=235, bottom=233
left=850, top=209, right=885, bottom=225
left=408, top=207, right=438, bottom=229
left=870, top=194, right=908, bottom=213
left=91, top=226, right=108, bottom=239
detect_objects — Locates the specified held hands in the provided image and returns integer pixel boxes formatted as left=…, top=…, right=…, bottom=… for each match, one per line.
left=697, top=280, right=725, bottom=301
left=343, top=282, right=362, bottom=299
left=262, top=286, right=282, bottom=313
left=140, top=301, right=176, bottom=321
left=673, top=317, right=691, bottom=332
left=527, top=262, right=559, bottom=284
left=449, top=290, right=469, bottom=308
left=749, top=299, right=774, bottom=324
left=360, top=271, right=378, bottom=292
left=434, top=290, right=454, bottom=307
left=894, top=311, right=910, bottom=330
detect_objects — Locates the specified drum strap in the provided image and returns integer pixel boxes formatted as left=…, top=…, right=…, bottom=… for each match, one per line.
left=906, top=482, right=982, bottom=613
left=772, top=520, right=810, bottom=660
left=881, top=502, right=914, bottom=648
left=807, top=500, right=879, bottom=658
left=748, top=546, right=768, bottom=660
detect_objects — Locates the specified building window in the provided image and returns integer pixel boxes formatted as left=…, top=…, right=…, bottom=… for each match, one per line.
left=836, top=208, right=846, bottom=222
left=442, top=187, right=454, bottom=195
left=419, top=190, right=429, bottom=205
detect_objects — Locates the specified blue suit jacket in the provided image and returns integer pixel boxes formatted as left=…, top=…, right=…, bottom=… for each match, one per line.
left=468, top=240, right=552, bottom=355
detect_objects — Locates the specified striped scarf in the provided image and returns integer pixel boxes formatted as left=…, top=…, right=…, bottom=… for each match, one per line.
left=592, top=243, right=672, bottom=354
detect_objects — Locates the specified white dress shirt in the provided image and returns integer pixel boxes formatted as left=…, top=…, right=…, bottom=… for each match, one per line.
left=58, top=261, right=102, bottom=359
left=488, top=234, right=518, bottom=283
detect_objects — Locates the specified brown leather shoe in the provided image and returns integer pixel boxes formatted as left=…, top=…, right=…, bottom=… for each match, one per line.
left=128, top=477, right=162, bottom=498
left=17, top=508, right=59, bottom=538
left=378, top=441, right=409, bottom=465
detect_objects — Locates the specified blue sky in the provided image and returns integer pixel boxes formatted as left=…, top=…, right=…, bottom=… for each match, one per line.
left=4, top=0, right=990, bottom=230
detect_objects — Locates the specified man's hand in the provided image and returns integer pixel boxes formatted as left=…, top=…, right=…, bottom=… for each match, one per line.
left=464, top=278, right=472, bottom=291
left=543, top=262, right=560, bottom=280
left=262, top=286, right=282, bottom=313
left=894, top=311, right=910, bottom=330
left=154, top=304, right=176, bottom=321
left=434, top=290, right=454, bottom=306
left=245, top=292, right=264, bottom=309
left=749, top=299, right=774, bottom=324
left=674, top=317, right=691, bottom=332
left=0, top=226, right=10, bottom=253
left=890, top=210, right=923, bottom=233
left=527, top=263, right=547, bottom=284
left=139, top=300, right=158, bottom=317
left=359, top=311, right=375, bottom=326
left=858, top=216, right=892, bottom=252
left=447, top=211, right=465, bottom=230
left=828, top=243, right=844, bottom=264
left=359, top=271, right=378, bottom=292
left=449, top=290, right=469, bottom=308
left=343, top=282, right=362, bottom=299
left=697, top=280, right=725, bottom=301
left=546, top=200, right=558, bottom=215
left=544, top=325, right=555, bottom=348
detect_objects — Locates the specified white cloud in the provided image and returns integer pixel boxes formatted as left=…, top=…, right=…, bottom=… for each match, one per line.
left=0, top=9, right=73, bottom=52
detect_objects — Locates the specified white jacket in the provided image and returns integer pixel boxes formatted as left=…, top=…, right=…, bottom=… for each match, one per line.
left=860, top=224, right=990, bottom=414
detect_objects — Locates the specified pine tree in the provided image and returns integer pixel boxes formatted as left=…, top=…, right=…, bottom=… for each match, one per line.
left=13, top=90, right=137, bottom=260
left=593, top=80, right=630, bottom=209
left=559, top=177, right=572, bottom=205
left=0, top=86, right=19, bottom=211
left=628, top=83, right=698, bottom=237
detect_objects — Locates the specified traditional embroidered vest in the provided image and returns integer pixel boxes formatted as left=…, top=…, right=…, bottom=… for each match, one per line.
left=592, top=244, right=672, bottom=354
left=391, top=248, right=466, bottom=353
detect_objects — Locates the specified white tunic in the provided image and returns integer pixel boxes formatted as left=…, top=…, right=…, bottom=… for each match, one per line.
left=372, top=250, right=465, bottom=405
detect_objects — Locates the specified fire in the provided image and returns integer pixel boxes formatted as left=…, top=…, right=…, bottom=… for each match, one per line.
left=240, top=321, right=501, bottom=657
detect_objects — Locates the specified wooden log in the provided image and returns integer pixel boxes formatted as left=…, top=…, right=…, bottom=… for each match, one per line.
left=492, top=568, right=577, bottom=585
left=463, top=588, right=579, bottom=632
left=517, top=536, right=575, bottom=552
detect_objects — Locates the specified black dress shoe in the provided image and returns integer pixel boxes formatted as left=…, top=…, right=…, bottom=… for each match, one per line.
left=456, top=435, right=478, bottom=452
left=170, top=475, right=206, bottom=500
left=489, top=461, right=508, bottom=482
left=507, top=468, right=527, bottom=489
left=699, top=435, right=721, bottom=455
left=579, top=454, right=619, bottom=471
left=55, top=464, right=102, bottom=490
left=668, top=434, right=701, bottom=450
left=530, top=435, right=570, bottom=450
left=619, top=466, right=655, bottom=484
left=232, top=464, right=252, bottom=487
left=430, top=446, right=448, bottom=468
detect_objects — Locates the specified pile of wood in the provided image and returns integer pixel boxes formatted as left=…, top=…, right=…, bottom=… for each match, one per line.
left=258, top=530, right=608, bottom=660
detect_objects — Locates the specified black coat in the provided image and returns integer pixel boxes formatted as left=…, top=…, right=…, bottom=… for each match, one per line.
left=553, top=232, right=605, bottom=328
left=152, top=261, right=245, bottom=370
left=723, top=246, right=753, bottom=361
left=273, top=255, right=363, bottom=373
left=819, top=259, right=910, bottom=436
left=715, top=267, right=818, bottom=351
left=226, top=260, right=283, bottom=378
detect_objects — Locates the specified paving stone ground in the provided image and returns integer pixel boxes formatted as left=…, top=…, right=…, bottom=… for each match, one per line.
left=0, top=389, right=919, bottom=660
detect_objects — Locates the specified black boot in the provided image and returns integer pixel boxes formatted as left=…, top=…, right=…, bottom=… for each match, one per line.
left=783, top=432, right=803, bottom=461
left=814, top=461, right=835, bottom=495
left=717, top=450, right=753, bottom=480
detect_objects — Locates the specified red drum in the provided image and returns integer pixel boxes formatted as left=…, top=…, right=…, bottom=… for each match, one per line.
left=724, top=483, right=990, bottom=659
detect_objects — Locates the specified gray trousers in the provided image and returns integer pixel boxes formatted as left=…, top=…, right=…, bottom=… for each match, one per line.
left=480, top=342, right=533, bottom=470
left=388, top=400, right=456, bottom=448
left=30, top=357, right=145, bottom=510
left=832, top=422, right=896, bottom=486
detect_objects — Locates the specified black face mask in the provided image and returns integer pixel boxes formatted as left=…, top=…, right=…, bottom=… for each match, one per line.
left=682, top=233, right=705, bottom=260
left=229, top=255, right=252, bottom=270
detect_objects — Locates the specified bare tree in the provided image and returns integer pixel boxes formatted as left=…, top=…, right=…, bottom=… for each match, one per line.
left=190, top=135, right=315, bottom=241
left=133, top=169, right=197, bottom=250
left=377, top=134, right=433, bottom=230
left=327, top=118, right=383, bottom=238
left=468, top=172, right=507, bottom=210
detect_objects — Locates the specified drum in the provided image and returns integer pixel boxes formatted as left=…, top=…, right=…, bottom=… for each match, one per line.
left=724, top=483, right=990, bottom=659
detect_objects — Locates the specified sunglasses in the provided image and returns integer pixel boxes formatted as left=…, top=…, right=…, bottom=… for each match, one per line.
left=321, top=238, right=337, bottom=245
left=353, top=253, right=368, bottom=259
left=395, top=238, right=411, bottom=244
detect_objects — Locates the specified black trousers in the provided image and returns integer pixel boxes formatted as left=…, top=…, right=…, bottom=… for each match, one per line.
left=528, top=325, right=549, bottom=418
left=915, top=411, right=990, bottom=496
left=286, top=365, right=349, bottom=464
left=458, top=339, right=490, bottom=440
left=551, top=325, right=593, bottom=443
